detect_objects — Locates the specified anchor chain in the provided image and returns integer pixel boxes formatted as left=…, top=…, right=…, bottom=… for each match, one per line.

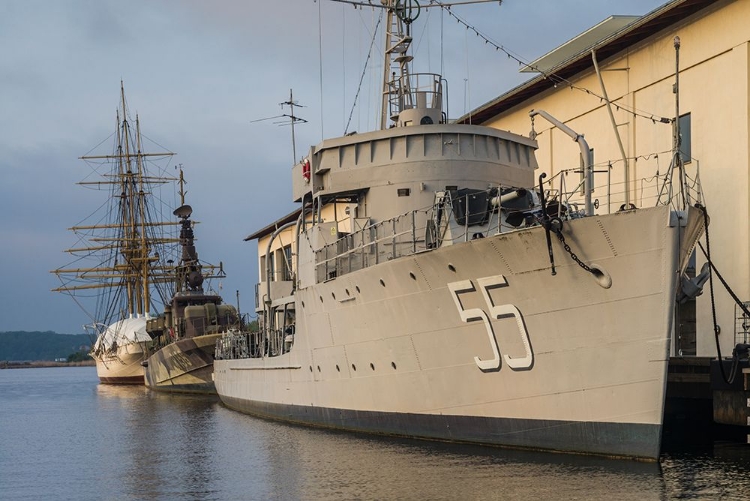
left=553, top=228, right=595, bottom=275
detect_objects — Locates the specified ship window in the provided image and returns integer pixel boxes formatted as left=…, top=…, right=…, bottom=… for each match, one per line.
left=445, top=185, right=458, bottom=192
left=397, top=188, right=411, bottom=197
left=679, top=113, right=692, bottom=164
left=281, top=245, right=293, bottom=281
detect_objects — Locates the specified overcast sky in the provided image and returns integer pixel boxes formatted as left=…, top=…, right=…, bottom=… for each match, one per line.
left=0, top=0, right=668, bottom=334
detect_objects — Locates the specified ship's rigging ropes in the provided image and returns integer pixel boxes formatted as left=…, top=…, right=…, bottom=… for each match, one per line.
left=696, top=205, right=750, bottom=385
left=345, top=10, right=384, bottom=134
left=330, top=0, right=670, bottom=129
left=435, top=3, right=673, bottom=126
left=54, top=116, right=180, bottom=328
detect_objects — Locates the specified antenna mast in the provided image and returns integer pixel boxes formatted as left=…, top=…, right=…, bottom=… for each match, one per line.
left=673, top=36, right=689, bottom=209
left=380, top=0, right=419, bottom=129
left=281, top=89, right=307, bottom=164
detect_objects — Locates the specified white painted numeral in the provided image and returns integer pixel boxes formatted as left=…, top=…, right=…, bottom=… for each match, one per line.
left=449, top=275, right=533, bottom=371
left=448, top=280, right=501, bottom=370
left=477, top=276, right=533, bottom=370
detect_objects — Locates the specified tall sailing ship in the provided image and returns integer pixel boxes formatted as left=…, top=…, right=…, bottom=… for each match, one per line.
left=52, top=83, right=180, bottom=384
left=214, top=1, right=706, bottom=459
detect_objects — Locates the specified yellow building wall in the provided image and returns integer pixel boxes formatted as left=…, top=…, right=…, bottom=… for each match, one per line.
left=483, top=0, right=750, bottom=356
left=256, top=203, right=351, bottom=309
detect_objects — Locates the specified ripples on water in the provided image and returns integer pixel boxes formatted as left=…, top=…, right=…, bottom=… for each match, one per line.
left=1, top=367, right=749, bottom=500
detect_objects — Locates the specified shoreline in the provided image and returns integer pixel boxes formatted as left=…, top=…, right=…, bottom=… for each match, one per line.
left=1, top=360, right=96, bottom=369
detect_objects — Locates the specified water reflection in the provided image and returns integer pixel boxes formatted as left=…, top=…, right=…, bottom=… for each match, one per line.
left=222, top=417, right=665, bottom=501
left=95, top=384, right=222, bottom=500
left=2, top=367, right=750, bottom=501
left=661, top=443, right=750, bottom=500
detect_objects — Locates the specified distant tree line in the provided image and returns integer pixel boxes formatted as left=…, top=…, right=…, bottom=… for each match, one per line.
left=0, top=331, right=92, bottom=362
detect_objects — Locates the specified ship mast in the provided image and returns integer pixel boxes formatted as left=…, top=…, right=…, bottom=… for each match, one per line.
left=52, top=82, right=179, bottom=324
left=336, top=0, right=507, bottom=129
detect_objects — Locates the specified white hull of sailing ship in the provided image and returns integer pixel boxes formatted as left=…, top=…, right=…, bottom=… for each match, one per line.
left=91, top=317, right=149, bottom=385
left=95, top=350, right=146, bottom=385
left=216, top=205, right=703, bottom=460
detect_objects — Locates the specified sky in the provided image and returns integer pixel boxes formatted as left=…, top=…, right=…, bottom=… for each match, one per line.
left=0, top=0, right=669, bottom=334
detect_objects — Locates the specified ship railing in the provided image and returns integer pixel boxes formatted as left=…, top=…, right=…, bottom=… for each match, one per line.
left=313, top=166, right=704, bottom=283
left=215, top=329, right=266, bottom=360
left=735, top=301, right=750, bottom=346
left=543, top=158, right=704, bottom=214
left=386, top=72, right=443, bottom=117
left=315, top=209, right=431, bottom=283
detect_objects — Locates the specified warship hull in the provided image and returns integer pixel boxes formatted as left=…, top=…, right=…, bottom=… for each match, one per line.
left=144, top=333, right=222, bottom=394
left=215, top=206, right=702, bottom=460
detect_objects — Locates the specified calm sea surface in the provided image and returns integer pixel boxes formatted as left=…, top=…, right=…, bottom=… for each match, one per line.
left=1, top=367, right=749, bottom=500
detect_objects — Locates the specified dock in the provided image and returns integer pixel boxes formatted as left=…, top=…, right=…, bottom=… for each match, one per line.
left=664, top=357, right=750, bottom=445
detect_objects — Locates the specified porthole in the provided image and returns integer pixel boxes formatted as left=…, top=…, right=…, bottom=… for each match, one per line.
left=301, top=300, right=305, bottom=308
left=317, top=365, right=321, bottom=372
left=448, top=263, right=456, bottom=272
left=370, top=363, right=375, bottom=371
left=319, top=295, right=323, bottom=303
left=345, top=288, right=350, bottom=296
left=356, top=286, right=361, bottom=293
left=409, top=272, right=416, bottom=280
left=391, top=361, right=397, bottom=370
left=352, top=364, right=357, bottom=371
left=309, top=366, right=313, bottom=372
left=336, top=365, right=340, bottom=372
left=332, top=292, right=336, bottom=300
left=380, top=279, right=385, bottom=287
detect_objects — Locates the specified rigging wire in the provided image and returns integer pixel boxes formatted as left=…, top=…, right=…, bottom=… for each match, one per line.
left=432, top=1, right=674, bottom=125
left=696, top=206, right=749, bottom=385
left=343, top=5, right=347, bottom=130
left=318, top=0, right=325, bottom=140
left=345, top=10, right=384, bottom=134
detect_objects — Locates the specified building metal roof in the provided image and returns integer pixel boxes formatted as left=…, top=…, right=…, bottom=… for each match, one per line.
left=244, top=208, right=302, bottom=241
left=458, top=0, right=720, bottom=125
left=520, top=16, right=640, bottom=74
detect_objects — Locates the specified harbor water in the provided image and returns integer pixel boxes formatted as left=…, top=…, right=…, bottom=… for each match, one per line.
left=1, top=367, right=749, bottom=500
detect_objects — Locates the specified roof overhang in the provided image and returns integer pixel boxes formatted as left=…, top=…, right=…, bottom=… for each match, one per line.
left=244, top=208, right=301, bottom=241
left=458, top=0, right=720, bottom=125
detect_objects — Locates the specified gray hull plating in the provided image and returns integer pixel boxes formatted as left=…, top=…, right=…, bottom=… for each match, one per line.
left=221, top=396, right=661, bottom=460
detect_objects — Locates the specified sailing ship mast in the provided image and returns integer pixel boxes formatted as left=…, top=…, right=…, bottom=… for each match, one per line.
left=52, top=82, right=179, bottom=324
